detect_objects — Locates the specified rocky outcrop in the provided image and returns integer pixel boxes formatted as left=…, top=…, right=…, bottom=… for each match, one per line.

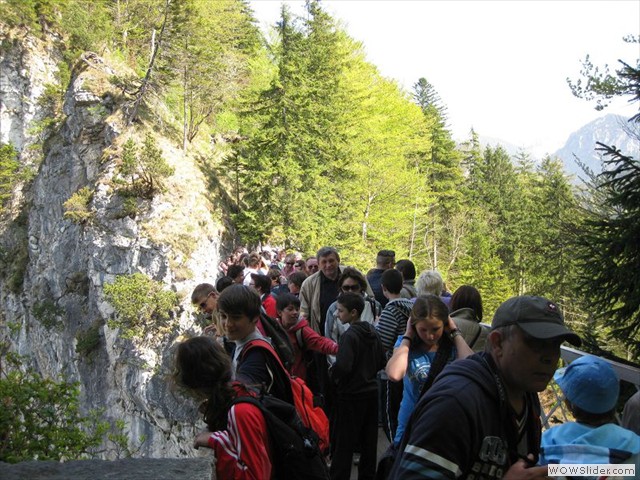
left=1, top=30, right=225, bottom=459
left=0, top=27, right=60, bottom=155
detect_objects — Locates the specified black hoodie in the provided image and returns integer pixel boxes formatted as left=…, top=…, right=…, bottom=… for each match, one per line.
left=330, top=321, right=386, bottom=399
left=390, top=352, right=542, bottom=480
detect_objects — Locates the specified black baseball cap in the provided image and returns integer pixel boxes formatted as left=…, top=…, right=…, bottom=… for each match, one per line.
left=491, top=296, right=581, bottom=346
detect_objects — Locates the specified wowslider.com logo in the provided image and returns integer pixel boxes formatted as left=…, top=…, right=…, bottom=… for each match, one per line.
left=548, top=464, right=636, bottom=477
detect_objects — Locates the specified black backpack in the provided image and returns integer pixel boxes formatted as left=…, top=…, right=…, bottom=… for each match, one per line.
left=259, top=311, right=295, bottom=372
left=232, top=394, right=330, bottom=480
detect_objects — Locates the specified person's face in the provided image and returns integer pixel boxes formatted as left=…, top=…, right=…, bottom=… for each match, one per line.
left=248, top=278, right=262, bottom=294
left=219, top=311, right=257, bottom=341
left=493, top=327, right=562, bottom=396
left=319, top=253, right=339, bottom=279
left=340, top=278, right=362, bottom=295
left=284, top=258, right=295, bottom=270
left=288, top=282, right=300, bottom=295
left=195, top=291, right=218, bottom=314
left=336, top=303, right=355, bottom=324
left=232, top=272, right=244, bottom=284
left=414, top=317, right=444, bottom=350
left=294, top=261, right=306, bottom=272
left=306, top=259, right=319, bottom=274
left=279, top=304, right=299, bottom=328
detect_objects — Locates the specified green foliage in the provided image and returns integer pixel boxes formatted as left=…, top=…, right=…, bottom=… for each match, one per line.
left=0, top=346, right=144, bottom=462
left=116, top=135, right=174, bottom=199
left=567, top=36, right=639, bottom=121
left=75, top=322, right=102, bottom=357
left=103, top=273, right=179, bottom=339
left=566, top=39, right=640, bottom=360
left=0, top=0, right=40, bottom=29
left=164, top=0, right=261, bottom=147
left=119, top=196, right=139, bottom=219
left=63, top=186, right=94, bottom=223
left=410, top=77, right=464, bottom=274
left=573, top=145, right=640, bottom=358
left=32, top=300, right=65, bottom=330
left=0, top=368, right=109, bottom=463
left=0, top=143, right=20, bottom=212
left=3, top=243, right=29, bottom=294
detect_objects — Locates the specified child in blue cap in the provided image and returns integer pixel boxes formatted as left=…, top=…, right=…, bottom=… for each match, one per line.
left=539, top=355, right=639, bottom=471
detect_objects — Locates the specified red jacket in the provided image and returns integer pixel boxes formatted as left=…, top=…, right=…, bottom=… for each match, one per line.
left=283, top=318, right=338, bottom=380
left=262, top=294, right=277, bottom=319
left=207, top=384, right=272, bottom=479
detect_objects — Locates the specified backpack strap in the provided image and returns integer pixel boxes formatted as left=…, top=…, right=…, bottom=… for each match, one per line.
left=397, top=300, right=413, bottom=318
left=243, top=338, right=289, bottom=377
left=367, top=296, right=376, bottom=316
left=231, top=394, right=262, bottom=410
left=295, top=329, right=305, bottom=349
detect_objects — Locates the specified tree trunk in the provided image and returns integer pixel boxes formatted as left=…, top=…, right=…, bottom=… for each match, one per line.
left=127, top=0, right=171, bottom=125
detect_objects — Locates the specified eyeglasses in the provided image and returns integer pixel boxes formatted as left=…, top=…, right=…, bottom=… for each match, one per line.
left=308, top=265, right=319, bottom=271
left=198, top=292, right=214, bottom=310
left=286, top=262, right=295, bottom=265
left=341, top=284, right=361, bottom=292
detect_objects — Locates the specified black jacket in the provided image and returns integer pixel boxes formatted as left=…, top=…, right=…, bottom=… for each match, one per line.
left=330, top=321, right=386, bottom=399
left=238, top=341, right=293, bottom=405
left=390, top=352, right=542, bottom=480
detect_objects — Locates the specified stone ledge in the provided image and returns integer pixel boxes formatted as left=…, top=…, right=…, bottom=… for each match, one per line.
left=0, top=458, right=213, bottom=480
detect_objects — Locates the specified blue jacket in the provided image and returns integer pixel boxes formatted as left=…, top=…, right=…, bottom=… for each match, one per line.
left=540, top=422, right=640, bottom=466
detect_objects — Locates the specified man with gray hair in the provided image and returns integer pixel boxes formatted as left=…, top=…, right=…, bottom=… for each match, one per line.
left=300, top=246, right=343, bottom=335
left=390, top=295, right=581, bottom=479
left=299, top=247, right=373, bottom=403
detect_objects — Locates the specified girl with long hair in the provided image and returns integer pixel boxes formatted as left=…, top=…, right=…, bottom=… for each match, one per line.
left=385, top=294, right=474, bottom=446
left=173, top=336, right=272, bottom=479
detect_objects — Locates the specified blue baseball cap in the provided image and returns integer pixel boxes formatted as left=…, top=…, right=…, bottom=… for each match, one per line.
left=554, top=355, right=619, bottom=414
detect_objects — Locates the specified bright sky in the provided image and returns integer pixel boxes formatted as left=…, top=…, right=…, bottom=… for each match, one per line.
left=249, top=0, right=640, bottom=157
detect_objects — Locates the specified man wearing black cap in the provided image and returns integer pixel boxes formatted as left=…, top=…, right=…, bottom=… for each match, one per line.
left=389, top=295, right=581, bottom=480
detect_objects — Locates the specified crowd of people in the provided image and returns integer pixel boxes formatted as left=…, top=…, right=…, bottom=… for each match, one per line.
left=174, top=246, right=639, bottom=480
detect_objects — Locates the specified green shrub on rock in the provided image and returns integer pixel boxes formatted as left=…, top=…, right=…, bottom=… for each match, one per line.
left=103, top=273, right=179, bottom=339
left=0, top=143, right=20, bottom=212
left=63, top=187, right=94, bottom=224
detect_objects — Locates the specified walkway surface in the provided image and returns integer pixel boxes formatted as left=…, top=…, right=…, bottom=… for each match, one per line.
left=350, top=426, right=391, bottom=479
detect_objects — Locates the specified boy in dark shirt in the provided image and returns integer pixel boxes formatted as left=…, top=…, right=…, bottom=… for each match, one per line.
left=218, top=284, right=292, bottom=405
left=329, top=292, right=386, bottom=480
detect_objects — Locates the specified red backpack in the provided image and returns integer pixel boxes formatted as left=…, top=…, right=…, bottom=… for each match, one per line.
left=243, top=339, right=331, bottom=454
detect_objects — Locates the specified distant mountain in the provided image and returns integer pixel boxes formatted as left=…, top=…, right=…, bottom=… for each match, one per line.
left=477, top=135, right=523, bottom=158
left=553, top=114, right=639, bottom=180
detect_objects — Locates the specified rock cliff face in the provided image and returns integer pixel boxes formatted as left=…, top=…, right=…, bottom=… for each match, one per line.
left=1, top=29, right=225, bottom=458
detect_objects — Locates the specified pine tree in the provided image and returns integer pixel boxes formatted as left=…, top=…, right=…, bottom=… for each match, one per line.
left=411, top=78, right=464, bottom=276
left=573, top=144, right=640, bottom=357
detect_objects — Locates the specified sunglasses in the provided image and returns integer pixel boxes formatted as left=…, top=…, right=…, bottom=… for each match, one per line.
left=286, top=262, right=295, bottom=265
left=341, top=284, right=361, bottom=292
left=198, top=292, right=215, bottom=310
